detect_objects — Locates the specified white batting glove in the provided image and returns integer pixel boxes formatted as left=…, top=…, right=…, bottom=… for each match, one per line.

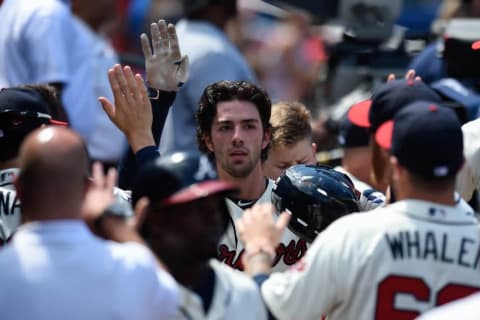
left=140, top=20, right=189, bottom=92
left=357, top=188, right=386, bottom=211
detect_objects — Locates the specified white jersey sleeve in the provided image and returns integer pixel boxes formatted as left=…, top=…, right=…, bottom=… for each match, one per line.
left=456, top=118, right=480, bottom=201
left=261, top=214, right=353, bottom=320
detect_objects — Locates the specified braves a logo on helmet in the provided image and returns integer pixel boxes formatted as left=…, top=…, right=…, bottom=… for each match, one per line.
left=193, top=155, right=217, bottom=181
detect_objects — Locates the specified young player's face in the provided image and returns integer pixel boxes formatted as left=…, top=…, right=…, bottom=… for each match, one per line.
left=264, top=137, right=317, bottom=180
left=205, top=100, right=270, bottom=178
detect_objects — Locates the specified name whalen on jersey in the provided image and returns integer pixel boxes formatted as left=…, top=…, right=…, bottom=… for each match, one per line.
left=386, top=230, right=480, bottom=269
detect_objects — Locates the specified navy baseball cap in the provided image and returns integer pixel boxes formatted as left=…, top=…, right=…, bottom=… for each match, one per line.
left=0, top=87, right=67, bottom=142
left=348, top=79, right=442, bottom=133
left=375, top=101, right=464, bottom=179
left=132, top=152, right=237, bottom=207
left=338, top=112, right=370, bottom=147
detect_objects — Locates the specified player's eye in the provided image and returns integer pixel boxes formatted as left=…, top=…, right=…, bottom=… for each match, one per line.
left=218, top=125, right=231, bottom=132
left=276, top=164, right=290, bottom=171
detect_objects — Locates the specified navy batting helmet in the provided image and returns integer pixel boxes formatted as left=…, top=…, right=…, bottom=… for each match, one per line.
left=272, top=164, right=359, bottom=243
left=132, top=151, right=234, bottom=206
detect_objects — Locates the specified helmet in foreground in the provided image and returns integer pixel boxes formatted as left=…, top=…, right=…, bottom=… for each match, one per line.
left=272, top=164, right=359, bottom=242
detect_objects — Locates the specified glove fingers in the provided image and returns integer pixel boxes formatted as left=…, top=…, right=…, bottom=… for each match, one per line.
left=176, top=55, right=190, bottom=85
left=168, top=23, right=181, bottom=61
left=140, top=33, right=152, bottom=60
left=150, top=22, right=163, bottom=55
left=157, top=20, right=169, bottom=57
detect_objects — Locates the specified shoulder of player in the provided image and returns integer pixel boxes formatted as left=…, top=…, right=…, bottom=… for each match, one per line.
left=107, top=241, right=158, bottom=269
left=209, top=259, right=260, bottom=292
left=319, top=205, right=400, bottom=238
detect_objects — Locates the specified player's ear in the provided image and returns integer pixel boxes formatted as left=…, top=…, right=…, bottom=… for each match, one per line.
left=133, top=197, right=149, bottom=230
left=203, top=134, right=214, bottom=152
left=262, top=126, right=272, bottom=149
left=390, top=156, right=402, bottom=182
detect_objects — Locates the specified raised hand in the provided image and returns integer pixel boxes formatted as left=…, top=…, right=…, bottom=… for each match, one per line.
left=82, top=162, right=117, bottom=226
left=237, top=204, right=290, bottom=265
left=99, top=64, right=154, bottom=152
left=141, top=19, right=189, bottom=91
left=387, top=69, right=422, bottom=82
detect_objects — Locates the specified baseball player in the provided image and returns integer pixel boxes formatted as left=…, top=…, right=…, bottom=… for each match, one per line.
left=238, top=101, right=480, bottom=320
left=455, top=117, right=480, bottom=202
left=132, top=151, right=267, bottom=319
left=0, top=86, right=68, bottom=245
left=195, top=80, right=307, bottom=272
left=263, top=101, right=317, bottom=180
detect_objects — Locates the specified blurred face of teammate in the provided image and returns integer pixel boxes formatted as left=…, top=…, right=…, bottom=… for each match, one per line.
left=205, top=100, right=270, bottom=178
left=264, top=137, right=317, bottom=180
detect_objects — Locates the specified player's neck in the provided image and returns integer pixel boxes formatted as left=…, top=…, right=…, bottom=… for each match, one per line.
left=218, top=164, right=267, bottom=200
left=342, top=150, right=373, bottom=186
left=394, top=186, right=456, bottom=206
left=0, top=158, right=19, bottom=171
left=170, top=261, right=211, bottom=288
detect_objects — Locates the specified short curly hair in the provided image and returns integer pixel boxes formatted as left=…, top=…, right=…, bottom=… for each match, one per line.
left=196, top=80, right=272, bottom=161
left=269, top=101, right=312, bottom=149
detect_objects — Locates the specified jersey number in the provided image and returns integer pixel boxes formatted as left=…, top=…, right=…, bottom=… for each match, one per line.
left=375, top=275, right=480, bottom=319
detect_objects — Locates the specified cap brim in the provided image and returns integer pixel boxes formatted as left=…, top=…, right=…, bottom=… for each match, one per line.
left=49, top=119, right=68, bottom=126
left=375, top=120, right=394, bottom=150
left=472, top=40, right=480, bottom=50
left=162, top=180, right=237, bottom=206
left=347, top=99, right=372, bottom=128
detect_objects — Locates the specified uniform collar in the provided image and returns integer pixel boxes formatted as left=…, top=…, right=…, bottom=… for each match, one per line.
left=389, top=199, right=478, bottom=225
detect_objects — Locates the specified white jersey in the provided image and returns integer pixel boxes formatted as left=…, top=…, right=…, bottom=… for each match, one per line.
left=456, top=118, right=480, bottom=201
left=0, top=168, right=20, bottom=243
left=0, top=168, right=132, bottom=243
left=219, top=179, right=307, bottom=272
left=262, top=199, right=480, bottom=320
left=416, top=292, right=480, bottom=320
left=173, top=259, right=267, bottom=319
left=334, top=165, right=385, bottom=211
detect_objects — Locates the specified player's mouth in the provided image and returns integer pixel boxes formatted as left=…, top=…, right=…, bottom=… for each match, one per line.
left=229, top=149, right=248, bottom=160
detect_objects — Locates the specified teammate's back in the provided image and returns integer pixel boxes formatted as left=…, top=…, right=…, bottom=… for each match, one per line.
left=289, top=201, right=480, bottom=319
left=240, top=101, right=479, bottom=320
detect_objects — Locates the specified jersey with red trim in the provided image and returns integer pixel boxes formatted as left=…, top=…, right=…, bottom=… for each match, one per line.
left=218, top=179, right=308, bottom=272
left=261, top=199, right=480, bottom=320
